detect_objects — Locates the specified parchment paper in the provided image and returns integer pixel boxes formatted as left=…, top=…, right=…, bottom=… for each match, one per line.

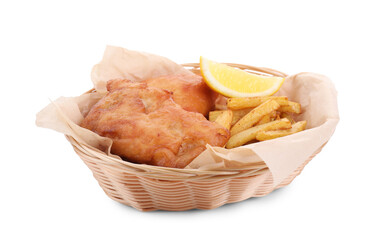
left=36, top=45, right=339, bottom=187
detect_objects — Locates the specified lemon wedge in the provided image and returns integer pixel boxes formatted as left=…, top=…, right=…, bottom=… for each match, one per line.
left=200, top=57, right=285, bottom=97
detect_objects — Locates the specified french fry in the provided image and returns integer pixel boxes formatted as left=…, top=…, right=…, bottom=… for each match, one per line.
left=270, top=111, right=278, bottom=119
left=278, top=101, right=301, bottom=114
left=210, top=108, right=253, bottom=125
left=256, top=121, right=307, bottom=141
left=256, top=114, right=271, bottom=125
left=214, top=110, right=233, bottom=130
left=281, top=112, right=295, bottom=124
left=231, top=108, right=253, bottom=125
left=226, top=118, right=292, bottom=149
left=209, top=110, right=224, bottom=122
left=230, top=100, right=280, bottom=135
left=227, top=96, right=288, bottom=110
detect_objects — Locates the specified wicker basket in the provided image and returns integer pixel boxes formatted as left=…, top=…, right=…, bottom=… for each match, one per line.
left=66, top=63, right=324, bottom=211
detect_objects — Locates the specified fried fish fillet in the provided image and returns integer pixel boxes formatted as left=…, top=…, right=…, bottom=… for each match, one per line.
left=145, top=74, right=216, bottom=116
left=81, top=79, right=230, bottom=168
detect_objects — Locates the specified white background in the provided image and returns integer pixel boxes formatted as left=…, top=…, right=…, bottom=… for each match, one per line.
left=1, top=0, right=384, bottom=239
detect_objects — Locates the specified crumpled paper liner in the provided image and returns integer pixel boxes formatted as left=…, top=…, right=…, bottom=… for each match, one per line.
left=36, top=45, right=339, bottom=187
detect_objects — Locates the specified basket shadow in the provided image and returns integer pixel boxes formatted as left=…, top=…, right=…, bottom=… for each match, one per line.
left=111, top=184, right=291, bottom=214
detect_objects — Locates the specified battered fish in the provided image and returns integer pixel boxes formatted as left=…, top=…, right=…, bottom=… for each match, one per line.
left=145, top=74, right=216, bottom=116
left=81, top=79, right=230, bottom=168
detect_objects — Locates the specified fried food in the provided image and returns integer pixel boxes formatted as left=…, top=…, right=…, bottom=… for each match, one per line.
left=210, top=94, right=306, bottom=148
left=227, top=96, right=288, bottom=110
left=214, top=110, right=233, bottom=131
left=81, top=79, right=230, bottom=168
left=280, top=112, right=295, bottom=124
left=209, top=108, right=253, bottom=126
left=230, top=100, right=281, bottom=135
left=226, top=118, right=292, bottom=149
left=145, top=74, right=216, bottom=116
left=256, top=114, right=272, bottom=125
left=277, top=101, right=301, bottom=114
left=255, top=121, right=307, bottom=141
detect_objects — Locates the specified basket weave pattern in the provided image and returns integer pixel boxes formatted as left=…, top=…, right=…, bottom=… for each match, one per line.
left=68, top=64, right=323, bottom=211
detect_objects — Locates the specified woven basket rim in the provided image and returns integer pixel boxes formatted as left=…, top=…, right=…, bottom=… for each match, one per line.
left=67, top=135, right=270, bottom=179
left=68, top=63, right=289, bottom=179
